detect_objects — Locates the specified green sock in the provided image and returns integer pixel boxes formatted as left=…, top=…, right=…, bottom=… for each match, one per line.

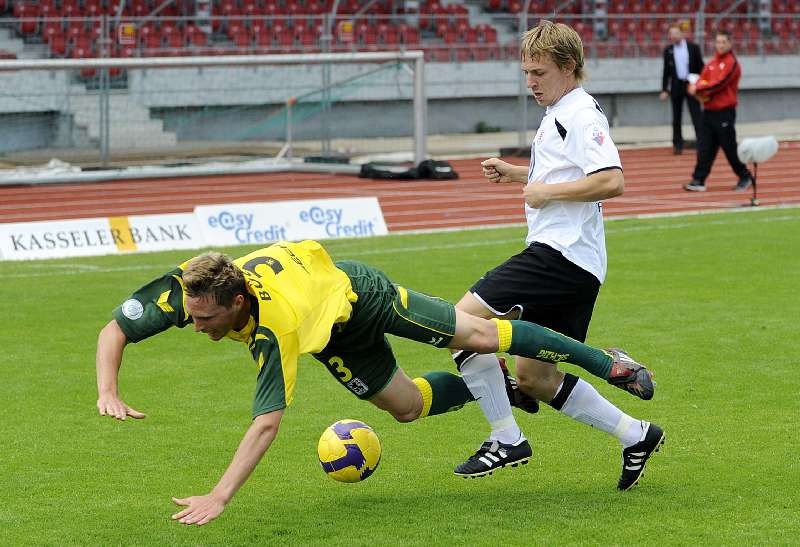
left=504, top=320, right=613, bottom=379
left=413, top=371, right=475, bottom=417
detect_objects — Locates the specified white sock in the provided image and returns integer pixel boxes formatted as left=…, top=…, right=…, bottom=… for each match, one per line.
left=457, top=353, right=524, bottom=445
left=558, top=378, right=643, bottom=447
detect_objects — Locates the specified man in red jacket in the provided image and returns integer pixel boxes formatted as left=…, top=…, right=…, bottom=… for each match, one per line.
left=684, top=31, right=753, bottom=192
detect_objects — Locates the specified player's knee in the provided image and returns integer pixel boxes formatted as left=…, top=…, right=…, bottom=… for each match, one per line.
left=386, top=393, right=423, bottom=423
left=517, top=365, right=562, bottom=401
left=389, top=407, right=419, bottom=423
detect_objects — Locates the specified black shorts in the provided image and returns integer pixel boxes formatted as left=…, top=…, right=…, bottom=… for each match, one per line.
left=469, top=243, right=600, bottom=342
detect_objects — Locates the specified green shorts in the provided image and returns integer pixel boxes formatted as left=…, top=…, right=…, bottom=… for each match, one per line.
left=312, top=260, right=456, bottom=400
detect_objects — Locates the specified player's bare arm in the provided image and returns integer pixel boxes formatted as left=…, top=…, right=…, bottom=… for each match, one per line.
left=481, top=158, right=528, bottom=184
left=524, top=168, right=624, bottom=208
left=171, top=410, right=283, bottom=526
left=95, top=319, right=146, bottom=420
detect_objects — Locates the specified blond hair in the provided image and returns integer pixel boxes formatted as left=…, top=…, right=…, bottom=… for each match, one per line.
left=520, top=21, right=585, bottom=83
left=182, top=251, right=246, bottom=307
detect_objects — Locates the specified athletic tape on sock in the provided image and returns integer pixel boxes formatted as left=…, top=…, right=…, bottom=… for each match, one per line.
left=492, top=318, right=513, bottom=353
left=412, top=377, right=433, bottom=418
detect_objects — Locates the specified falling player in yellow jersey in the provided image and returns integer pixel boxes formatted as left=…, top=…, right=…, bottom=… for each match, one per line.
left=96, top=240, right=657, bottom=526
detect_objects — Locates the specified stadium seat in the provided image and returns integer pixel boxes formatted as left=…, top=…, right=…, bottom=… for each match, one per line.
left=424, top=46, right=450, bottom=62
left=38, top=0, right=56, bottom=18
left=49, top=31, right=68, bottom=56
left=41, top=20, right=62, bottom=42
left=14, top=2, right=39, bottom=36
left=186, top=24, right=209, bottom=47
left=253, top=25, right=272, bottom=52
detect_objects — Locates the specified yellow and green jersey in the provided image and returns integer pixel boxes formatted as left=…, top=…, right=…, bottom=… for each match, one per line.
left=112, top=240, right=358, bottom=417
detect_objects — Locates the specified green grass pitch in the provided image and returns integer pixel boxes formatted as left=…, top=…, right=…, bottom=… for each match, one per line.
left=1, top=208, right=798, bottom=545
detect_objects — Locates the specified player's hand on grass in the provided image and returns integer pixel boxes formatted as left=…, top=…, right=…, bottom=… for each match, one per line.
left=171, top=494, right=226, bottom=526
left=523, top=180, right=550, bottom=209
left=96, top=393, right=146, bottom=420
left=481, top=158, right=515, bottom=184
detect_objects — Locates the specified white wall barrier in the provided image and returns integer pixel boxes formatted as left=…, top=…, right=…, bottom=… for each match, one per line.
left=0, top=197, right=387, bottom=261
left=0, top=213, right=203, bottom=261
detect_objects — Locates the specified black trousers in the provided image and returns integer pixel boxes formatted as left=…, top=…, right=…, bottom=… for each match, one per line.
left=692, top=107, right=751, bottom=183
left=670, top=80, right=702, bottom=149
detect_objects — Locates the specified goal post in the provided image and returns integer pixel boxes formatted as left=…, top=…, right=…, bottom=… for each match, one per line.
left=0, top=51, right=427, bottom=180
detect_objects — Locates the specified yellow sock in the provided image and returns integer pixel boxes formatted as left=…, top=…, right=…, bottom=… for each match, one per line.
left=492, top=318, right=513, bottom=353
left=412, top=377, right=433, bottom=418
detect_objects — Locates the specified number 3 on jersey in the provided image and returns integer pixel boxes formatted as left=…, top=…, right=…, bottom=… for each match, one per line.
left=327, top=356, right=353, bottom=383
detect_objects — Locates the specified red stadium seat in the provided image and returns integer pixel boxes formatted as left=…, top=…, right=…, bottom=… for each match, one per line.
left=186, top=25, right=209, bottom=47
left=141, top=31, right=161, bottom=53
left=399, top=25, right=419, bottom=45
left=299, top=28, right=317, bottom=49
left=277, top=26, right=295, bottom=50
left=49, top=32, right=68, bottom=56
left=15, top=2, right=39, bottom=36
left=39, top=0, right=56, bottom=18
left=376, top=23, right=397, bottom=45
left=478, top=24, right=497, bottom=43
left=41, top=20, right=62, bottom=42
left=253, top=25, right=272, bottom=51
left=165, top=28, right=185, bottom=51
left=72, top=46, right=97, bottom=77
left=462, top=27, right=478, bottom=43
left=424, top=46, right=450, bottom=62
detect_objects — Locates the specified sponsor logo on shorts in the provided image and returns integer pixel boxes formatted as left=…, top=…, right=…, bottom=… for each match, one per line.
left=346, top=377, right=369, bottom=396
left=121, top=298, right=144, bottom=320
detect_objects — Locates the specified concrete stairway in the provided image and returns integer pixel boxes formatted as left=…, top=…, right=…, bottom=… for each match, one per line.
left=67, top=85, right=177, bottom=149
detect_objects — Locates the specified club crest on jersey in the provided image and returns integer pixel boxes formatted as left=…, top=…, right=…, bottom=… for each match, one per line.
left=591, top=127, right=605, bottom=146
left=121, top=299, right=144, bottom=320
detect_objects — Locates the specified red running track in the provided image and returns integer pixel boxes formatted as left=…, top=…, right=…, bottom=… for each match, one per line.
left=1, top=143, right=798, bottom=231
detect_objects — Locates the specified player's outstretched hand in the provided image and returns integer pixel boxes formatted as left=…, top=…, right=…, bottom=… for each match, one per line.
left=172, top=494, right=226, bottom=526
left=481, top=158, right=515, bottom=184
left=97, top=393, right=146, bottom=420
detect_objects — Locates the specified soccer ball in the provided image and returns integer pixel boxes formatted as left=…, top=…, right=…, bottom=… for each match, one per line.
left=317, top=419, right=382, bottom=483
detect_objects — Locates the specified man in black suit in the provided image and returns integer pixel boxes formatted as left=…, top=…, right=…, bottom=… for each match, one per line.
left=660, top=24, right=704, bottom=155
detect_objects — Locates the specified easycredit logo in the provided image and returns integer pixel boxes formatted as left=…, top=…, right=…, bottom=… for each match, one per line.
left=299, top=206, right=378, bottom=238
left=197, top=198, right=387, bottom=247
left=205, top=210, right=287, bottom=244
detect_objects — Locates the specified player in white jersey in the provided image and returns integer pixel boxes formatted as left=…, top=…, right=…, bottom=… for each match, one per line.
left=452, top=21, right=664, bottom=490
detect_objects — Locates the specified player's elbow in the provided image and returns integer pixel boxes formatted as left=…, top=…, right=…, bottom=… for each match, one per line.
left=607, top=170, right=625, bottom=197
left=98, top=319, right=128, bottom=348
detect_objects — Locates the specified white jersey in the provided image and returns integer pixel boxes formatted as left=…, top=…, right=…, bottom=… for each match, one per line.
left=526, top=87, right=622, bottom=283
